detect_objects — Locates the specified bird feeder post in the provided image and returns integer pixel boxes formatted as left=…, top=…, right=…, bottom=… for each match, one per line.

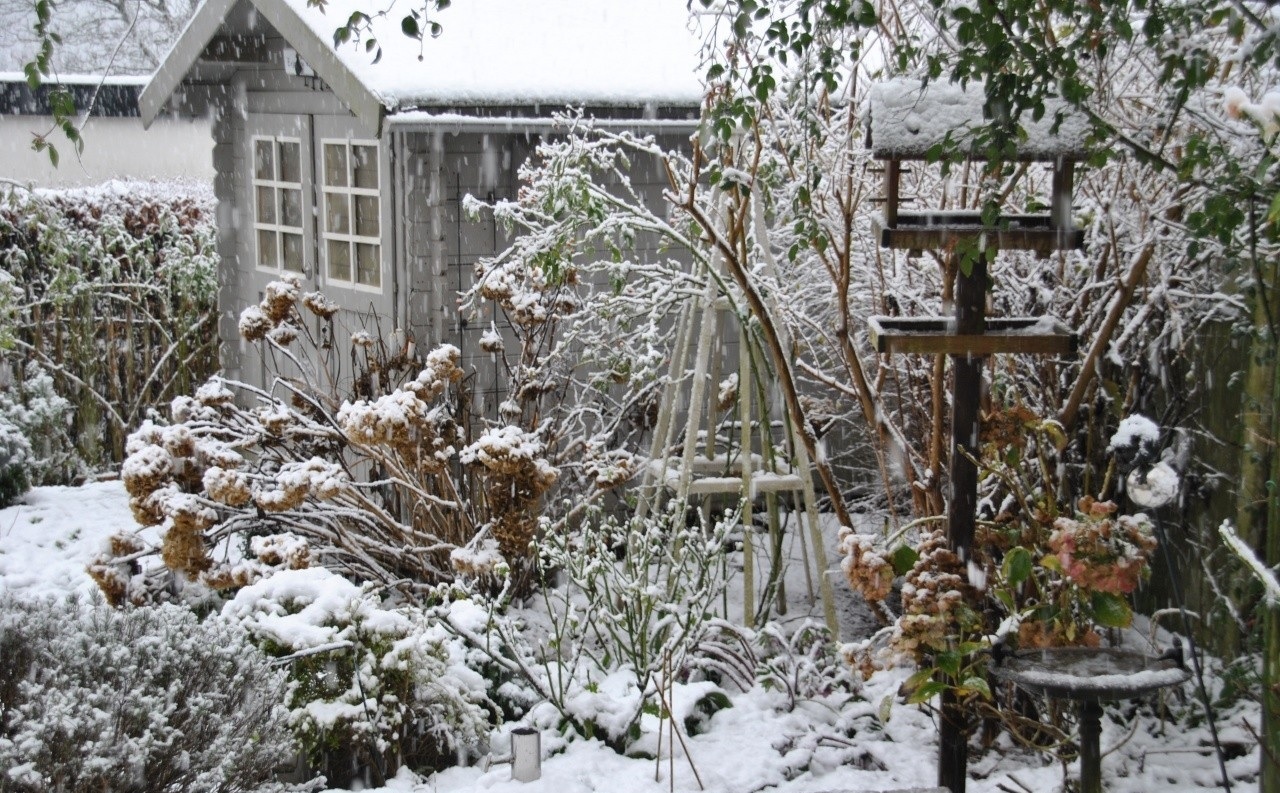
left=865, top=78, right=1086, bottom=793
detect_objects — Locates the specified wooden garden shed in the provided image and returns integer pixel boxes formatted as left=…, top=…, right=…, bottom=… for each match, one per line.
left=139, top=0, right=702, bottom=407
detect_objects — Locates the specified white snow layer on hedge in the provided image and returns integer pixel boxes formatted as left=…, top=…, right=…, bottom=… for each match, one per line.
left=223, top=567, right=409, bottom=649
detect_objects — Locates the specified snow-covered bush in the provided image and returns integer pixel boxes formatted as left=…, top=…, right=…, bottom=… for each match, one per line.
left=0, top=413, right=31, bottom=508
left=0, top=182, right=218, bottom=472
left=0, top=363, right=80, bottom=486
left=0, top=596, right=302, bottom=793
left=224, top=567, right=495, bottom=783
left=95, top=276, right=619, bottom=603
left=437, top=503, right=738, bottom=752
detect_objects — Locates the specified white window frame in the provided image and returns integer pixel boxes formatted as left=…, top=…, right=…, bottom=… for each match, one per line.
left=320, top=137, right=383, bottom=292
left=250, top=135, right=306, bottom=276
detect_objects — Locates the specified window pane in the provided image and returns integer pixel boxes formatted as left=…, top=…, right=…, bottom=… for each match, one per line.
left=280, top=187, right=303, bottom=228
left=324, top=144, right=348, bottom=187
left=326, top=194, right=350, bottom=234
left=257, top=230, right=278, bottom=269
left=279, top=141, right=301, bottom=183
left=254, top=140, right=274, bottom=180
left=256, top=187, right=276, bottom=224
left=282, top=233, right=304, bottom=272
left=328, top=239, right=351, bottom=281
left=355, top=195, right=379, bottom=237
left=356, top=242, right=380, bottom=286
left=352, top=145, right=378, bottom=189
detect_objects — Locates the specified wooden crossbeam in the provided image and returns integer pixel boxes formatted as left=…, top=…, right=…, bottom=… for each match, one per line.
left=867, top=316, right=1078, bottom=356
left=874, top=211, right=1085, bottom=253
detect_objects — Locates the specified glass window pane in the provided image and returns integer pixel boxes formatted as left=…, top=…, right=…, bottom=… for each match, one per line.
left=279, top=141, right=301, bottom=183
left=327, top=239, right=351, bottom=281
left=326, top=194, right=350, bottom=234
left=324, top=144, right=347, bottom=187
left=352, top=145, right=378, bottom=189
left=257, top=230, right=278, bottom=269
left=280, top=187, right=303, bottom=228
left=355, top=195, right=379, bottom=237
left=256, top=187, right=276, bottom=224
left=254, top=140, right=274, bottom=180
left=355, top=242, right=380, bottom=286
left=282, top=233, right=304, bottom=273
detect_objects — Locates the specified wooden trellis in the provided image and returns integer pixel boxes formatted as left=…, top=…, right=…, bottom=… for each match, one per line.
left=638, top=267, right=839, bottom=638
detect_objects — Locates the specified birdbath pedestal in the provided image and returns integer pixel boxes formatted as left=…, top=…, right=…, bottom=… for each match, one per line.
left=990, top=647, right=1191, bottom=793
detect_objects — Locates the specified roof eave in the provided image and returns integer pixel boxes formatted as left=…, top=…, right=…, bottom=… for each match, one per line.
left=139, top=0, right=238, bottom=128
left=140, top=0, right=386, bottom=133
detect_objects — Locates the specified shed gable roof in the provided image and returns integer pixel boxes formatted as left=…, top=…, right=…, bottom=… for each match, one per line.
left=142, top=0, right=705, bottom=129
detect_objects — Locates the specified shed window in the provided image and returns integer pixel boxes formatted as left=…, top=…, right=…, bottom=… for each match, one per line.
left=251, top=137, right=304, bottom=274
left=321, top=140, right=381, bottom=289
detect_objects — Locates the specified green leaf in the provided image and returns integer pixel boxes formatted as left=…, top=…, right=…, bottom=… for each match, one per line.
left=995, top=588, right=1015, bottom=612
left=904, top=667, right=935, bottom=691
left=1090, top=591, right=1133, bottom=629
left=890, top=544, right=919, bottom=577
left=1002, top=546, right=1032, bottom=587
left=1267, top=191, right=1280, bottom=228
left=935, top=650, right=961, bottom=678
left=906, top=680, right=949, bottom=704
left=401, top=15, right=419, bottom=37
left=50, top=90, right=76, bottom=119
left=959, top=676, right=992, bottom=699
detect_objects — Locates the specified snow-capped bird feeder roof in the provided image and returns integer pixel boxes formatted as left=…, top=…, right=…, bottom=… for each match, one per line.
left=866, top=78, right=1086, bottom=257
left=866, top=78, right=1089, bottom=161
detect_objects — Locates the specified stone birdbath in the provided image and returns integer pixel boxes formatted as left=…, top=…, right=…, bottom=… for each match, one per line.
left=990, top=644, right=1191, bottom=793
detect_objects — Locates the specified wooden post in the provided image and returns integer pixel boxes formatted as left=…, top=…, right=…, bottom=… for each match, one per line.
left=1264, top=325, right=1280, bottom=793
left=885, top=159, right=901, bottom=228
left=938, top=253, right=988, bottom=793
left=1077, top=700, right=1104, bottom=793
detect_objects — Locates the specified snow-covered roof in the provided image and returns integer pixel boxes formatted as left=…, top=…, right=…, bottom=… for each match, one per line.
left=142, top=0, right=704, bottom=129
left=866, top=78, right=1089, bottom=161
left=302, top=0, right=703, bottom=108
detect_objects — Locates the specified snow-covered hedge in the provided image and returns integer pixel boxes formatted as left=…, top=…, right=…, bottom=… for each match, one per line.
left=0, top=181, right=218, bottom=476
left=0, top=596, right=304, bottom=792
left=224, top=568, right=495, bottom=784
left=0, top=413, right=31, bottom=508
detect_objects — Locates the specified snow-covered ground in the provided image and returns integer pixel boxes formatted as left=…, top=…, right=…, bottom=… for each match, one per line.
left=0, top=482, right=1262, bottom=793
